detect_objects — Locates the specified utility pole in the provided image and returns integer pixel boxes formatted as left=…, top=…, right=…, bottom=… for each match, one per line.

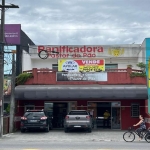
left=9, top=50, right=16, bottom=133
left=0, top=0, right=19, bottom=137
left=0, top=0, right=5, bottom=138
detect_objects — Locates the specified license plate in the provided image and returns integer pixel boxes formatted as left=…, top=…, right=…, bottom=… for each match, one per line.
left=74, top=126, right=81, bottom=127
left=30, top=120, right=37, bottom=122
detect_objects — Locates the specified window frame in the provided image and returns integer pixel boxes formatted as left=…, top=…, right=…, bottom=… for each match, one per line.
left=105, top=64, right=118, bottom=69
left=52, top=64, right=58, bottom=71
left=131, top=103, right=140, bottom=118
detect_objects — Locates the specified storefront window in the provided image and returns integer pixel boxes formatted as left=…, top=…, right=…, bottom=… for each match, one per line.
left=87, top=102, right=97, bottom=118
left=68, top=102, right=77, bottom=111
left=24, top=105, right=35, bottom=112
left=105, top=64, right=118, bottom=69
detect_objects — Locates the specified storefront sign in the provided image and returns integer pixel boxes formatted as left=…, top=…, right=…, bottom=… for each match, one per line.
left=148, top=60, right=150, bottom=88
left=37, top=45, right=103, bottom=58
left=146, top=38, right=150, bottom=113
left=0, top=24, right=21, bottom=45
left=58, top=59, right=105, bottom=72
left=57, top=72, right=107, bottom=81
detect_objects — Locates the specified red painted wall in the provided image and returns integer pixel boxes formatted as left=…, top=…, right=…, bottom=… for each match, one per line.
left=24, top=68, right=147, bottom=85
left=14, top=68, right=150, bottom=130
left=15, top=99, right=148, bottom=130
left=121, top=100, right=145, bottom=130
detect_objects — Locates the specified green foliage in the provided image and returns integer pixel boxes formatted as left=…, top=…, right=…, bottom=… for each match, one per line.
left=16, top=72, right=33, bottom=85
left=6, top=104, right=10, bottom=113
left=136, top=62, right=146, bottom=73
left=130, top=72, right=146, bottom=78
left=130, top=62, right=146, bottom=78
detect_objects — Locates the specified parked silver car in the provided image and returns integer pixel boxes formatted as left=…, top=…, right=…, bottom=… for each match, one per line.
left=64, top=110, right=93, bottom=133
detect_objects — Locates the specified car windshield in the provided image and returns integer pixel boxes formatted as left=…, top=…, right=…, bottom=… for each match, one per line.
left=24, top=112, right=45, bottom=117
left=69, top=111, right=88, bottom=115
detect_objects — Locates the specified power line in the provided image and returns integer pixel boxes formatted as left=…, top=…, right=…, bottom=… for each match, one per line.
left=27, top=27, right=150, bottom=31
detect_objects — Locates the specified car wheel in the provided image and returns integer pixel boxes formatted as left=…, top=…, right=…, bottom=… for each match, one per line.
left=45, top=124, right=49, bottom=132
left=21, top=129, right=25, bottom=133
left=64, top=128, right=68, bottom=133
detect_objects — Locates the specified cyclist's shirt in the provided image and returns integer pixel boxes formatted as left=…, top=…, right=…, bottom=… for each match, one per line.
left=140, top=120, right=146, bottom=129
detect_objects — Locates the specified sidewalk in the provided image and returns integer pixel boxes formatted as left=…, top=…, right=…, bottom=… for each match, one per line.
left=1, top=129, right=141, bottom=142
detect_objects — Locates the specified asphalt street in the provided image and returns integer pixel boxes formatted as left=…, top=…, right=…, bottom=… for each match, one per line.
left=0, top=129, right=149, bottom=150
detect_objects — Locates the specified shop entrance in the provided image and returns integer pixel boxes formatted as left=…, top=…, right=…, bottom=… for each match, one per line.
left=111, top=102, right=121, bottom=129
left=44, top=102, right=68, bottom=128
left=53, top=103, right=68, bottom=128
left=88, top=102, right=121, bottom=129
left=96, top=102, right=111, bottom=129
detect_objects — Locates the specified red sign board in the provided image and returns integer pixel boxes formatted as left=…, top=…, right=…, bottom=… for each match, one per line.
left=37, top=45, right=103, bottom=58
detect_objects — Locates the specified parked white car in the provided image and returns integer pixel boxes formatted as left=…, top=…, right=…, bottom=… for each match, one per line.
left=64, top=110, right=93, bottom=133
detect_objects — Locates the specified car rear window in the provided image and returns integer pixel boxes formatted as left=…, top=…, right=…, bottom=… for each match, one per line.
left=69, top=111, right=88, bottom=115
left=24, top=112, right=45, bottom=117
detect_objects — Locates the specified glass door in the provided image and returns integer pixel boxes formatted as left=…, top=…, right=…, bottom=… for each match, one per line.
left=44, top=103, right=53, bottom=118
left=111, top=102, right=121, bottom=129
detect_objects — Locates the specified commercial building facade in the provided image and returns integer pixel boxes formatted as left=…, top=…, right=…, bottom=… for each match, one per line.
left=15, top=39, right=150, bottom=130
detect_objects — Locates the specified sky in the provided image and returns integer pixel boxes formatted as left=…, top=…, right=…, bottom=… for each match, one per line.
left=5, top=0, right=150, bottom=45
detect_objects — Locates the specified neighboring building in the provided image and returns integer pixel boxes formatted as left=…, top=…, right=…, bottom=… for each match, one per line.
left=3, top=24, right=35, bottom=113
left=15, top=39, right=150, bottom=130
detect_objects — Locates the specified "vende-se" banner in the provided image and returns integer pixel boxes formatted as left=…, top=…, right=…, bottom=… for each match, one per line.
left=58, top=59, right=105, bottom=72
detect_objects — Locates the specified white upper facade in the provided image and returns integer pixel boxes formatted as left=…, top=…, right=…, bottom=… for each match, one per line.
left=22, top=43, right=145, bottom=72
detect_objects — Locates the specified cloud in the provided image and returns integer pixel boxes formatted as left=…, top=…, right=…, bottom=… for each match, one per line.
left=5, top=0, right=150, bottom=45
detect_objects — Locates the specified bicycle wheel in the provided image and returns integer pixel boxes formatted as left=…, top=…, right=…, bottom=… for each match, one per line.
left=123, top=131, right=135, bottom=142
left=145, top=133, right=150, bottom=143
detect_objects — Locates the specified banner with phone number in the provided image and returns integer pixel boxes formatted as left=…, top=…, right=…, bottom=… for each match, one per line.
left=58, top=59, right=105, bottom=72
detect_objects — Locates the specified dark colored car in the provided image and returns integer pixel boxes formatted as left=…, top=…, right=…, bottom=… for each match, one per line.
left=20, top=109, right=52, bottom=133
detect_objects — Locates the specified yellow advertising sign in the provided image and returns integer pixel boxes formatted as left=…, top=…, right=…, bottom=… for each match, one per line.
left=148, top=60, right=150, bottom=88
left=58, top=59, right=105, bottom=72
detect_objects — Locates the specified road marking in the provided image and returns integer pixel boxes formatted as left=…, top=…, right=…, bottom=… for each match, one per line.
left=23, top=149, right=40, bottom=150
left=98, top=149, right=137, bottom=150
left=98, top=149, right=112, bottom=150
left=21, top=149, right=111, bottom=150
left=22, top=149, right=138, bottom=150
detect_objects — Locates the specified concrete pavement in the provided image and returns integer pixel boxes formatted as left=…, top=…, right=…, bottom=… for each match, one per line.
left=0, top=129, right=145, bottom=142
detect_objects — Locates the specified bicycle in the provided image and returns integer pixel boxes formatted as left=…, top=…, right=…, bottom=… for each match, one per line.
left=123, top=126, right=150, bottom=142
left=145, top=127, right=150, bottom=143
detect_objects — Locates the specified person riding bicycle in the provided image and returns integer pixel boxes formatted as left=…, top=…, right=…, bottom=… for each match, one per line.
left=133, top=115, right=146, bottom=140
